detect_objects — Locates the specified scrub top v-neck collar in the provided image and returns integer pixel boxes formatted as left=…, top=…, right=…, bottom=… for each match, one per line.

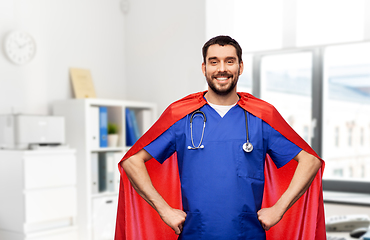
left=204, top=94, right=240, bottom=118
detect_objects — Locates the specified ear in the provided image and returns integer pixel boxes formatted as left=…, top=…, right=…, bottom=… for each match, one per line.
left=202, top=62, right=206, bottom=76
left=239, top=61, right=244, bottom=75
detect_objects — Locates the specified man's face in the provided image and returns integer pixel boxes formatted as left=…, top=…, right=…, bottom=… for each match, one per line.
left=202, top=44, right=244, bottom=96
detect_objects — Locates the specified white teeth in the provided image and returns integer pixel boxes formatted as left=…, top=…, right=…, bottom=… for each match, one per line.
left=216, top=77, right=228, bottom=80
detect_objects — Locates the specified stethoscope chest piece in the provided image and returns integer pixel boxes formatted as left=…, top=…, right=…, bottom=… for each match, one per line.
left=242, top=110, right=253, bottom=153
left=243, top=142, right=253, bottom=153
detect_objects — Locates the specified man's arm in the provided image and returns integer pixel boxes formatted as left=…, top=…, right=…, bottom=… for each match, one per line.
left=257, top=150, right=322, bottom=231
left=120, top=149, right=187, bottom=235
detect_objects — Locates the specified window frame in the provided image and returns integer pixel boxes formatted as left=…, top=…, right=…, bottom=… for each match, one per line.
left=249, top=42, right=370, bottom=195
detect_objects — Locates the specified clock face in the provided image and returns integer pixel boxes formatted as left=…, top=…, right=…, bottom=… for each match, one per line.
left=4, top=31, right=36, bottom=65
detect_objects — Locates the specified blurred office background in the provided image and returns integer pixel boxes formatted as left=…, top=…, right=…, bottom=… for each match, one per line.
left=1, top=0, right=370, bottom=239
left=2, top=0, right=369, bottom=181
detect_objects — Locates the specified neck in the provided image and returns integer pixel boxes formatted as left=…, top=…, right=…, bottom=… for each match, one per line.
left=204, top=89, right=239, bottom=105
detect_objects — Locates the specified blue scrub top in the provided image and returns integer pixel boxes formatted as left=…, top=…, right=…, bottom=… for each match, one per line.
left=144, top=104, right=301, bottom=240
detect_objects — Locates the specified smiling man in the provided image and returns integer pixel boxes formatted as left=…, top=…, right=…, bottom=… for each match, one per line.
left=115, top=36, right=326, bottom=240
left=203, top=44, right=242, bottom=97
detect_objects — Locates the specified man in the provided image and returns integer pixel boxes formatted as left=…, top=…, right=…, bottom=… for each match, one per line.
left=115, top=36, right=326, bottom=239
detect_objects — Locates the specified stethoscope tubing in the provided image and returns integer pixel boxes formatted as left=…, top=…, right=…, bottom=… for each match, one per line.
left=188, top=110, right=206, bottom=150
left=188, top=109, right=253, bottom=152
left=243, top=110, right=253, bottom=152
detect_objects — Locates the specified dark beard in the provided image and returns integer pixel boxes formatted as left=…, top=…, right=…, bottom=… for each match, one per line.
left=207, top=77, right=238, bottom=96
left=206, top=68, right=240, bottom=96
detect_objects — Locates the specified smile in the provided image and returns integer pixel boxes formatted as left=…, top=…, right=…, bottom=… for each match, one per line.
left=214, top=75, right=232, bottom=81
left=216, top=77, right=228, bottom=81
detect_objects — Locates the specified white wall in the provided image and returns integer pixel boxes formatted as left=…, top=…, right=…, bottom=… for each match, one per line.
left=124, top=0, right=206, bottom=114
left=0, top=0, right=126, bottom=115
left=0, top=0, right=206, bottom=117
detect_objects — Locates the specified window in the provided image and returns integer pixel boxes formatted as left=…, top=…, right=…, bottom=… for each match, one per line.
left=334, top=127, right=340, bottom=147
left=362, top=165, right=366, bottom=178
left=303, top=126, right=309, bottom=142
left=260, top=52, right=313, bottom=143
left=347, top=125, right=353, bottom=147
left=249, top=42, right=370, bottom=181
left=323, top=43, right=370, bottom=180
left=333, top=168, right=343, bottom=177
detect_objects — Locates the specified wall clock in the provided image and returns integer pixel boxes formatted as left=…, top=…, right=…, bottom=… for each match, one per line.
left=4, top=30, right=37, bottom=65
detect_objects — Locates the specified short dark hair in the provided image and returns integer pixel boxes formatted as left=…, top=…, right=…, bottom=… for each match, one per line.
left=202, top=35, right=242, bottom=64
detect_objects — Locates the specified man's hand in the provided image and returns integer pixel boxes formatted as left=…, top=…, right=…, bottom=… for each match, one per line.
left=257, top=206, right=283, bottom=231
left=160, top=208, right=187, bottom=235
left=257, top=150, right=322, bottom=231
left=121, top=150, right=186, bottom=234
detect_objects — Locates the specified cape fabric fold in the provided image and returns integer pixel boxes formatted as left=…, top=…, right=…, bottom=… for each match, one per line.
left=115, top=91, right=326, bottom=240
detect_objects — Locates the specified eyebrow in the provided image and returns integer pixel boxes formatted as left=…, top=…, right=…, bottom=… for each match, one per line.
left=207, top=57, right=218, bottom=61
left=207, top=56, right=237, bottom=61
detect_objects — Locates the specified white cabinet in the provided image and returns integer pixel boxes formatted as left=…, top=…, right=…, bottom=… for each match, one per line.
left=52, top=98, right=156, bottom=240
left=0, top=150, right=78, bottom=240
left=92, top=195, right=119, bottom=240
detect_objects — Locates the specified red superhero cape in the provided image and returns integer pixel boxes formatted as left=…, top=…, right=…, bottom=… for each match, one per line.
left=115, top=91, right=326, bottom=240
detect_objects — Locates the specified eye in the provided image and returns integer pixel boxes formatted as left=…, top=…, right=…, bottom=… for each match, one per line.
left=227, top=59, right=235, bottom=64
left=210, top=60, right=217, bottom=65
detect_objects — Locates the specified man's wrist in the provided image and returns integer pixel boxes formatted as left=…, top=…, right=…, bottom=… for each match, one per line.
left=273, top=199, right=289, bottom=217
left=152, top=198, right=172, bottom=217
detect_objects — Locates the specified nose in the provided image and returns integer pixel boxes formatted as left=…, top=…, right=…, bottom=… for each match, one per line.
left=218, top=61, right=226, bottom=72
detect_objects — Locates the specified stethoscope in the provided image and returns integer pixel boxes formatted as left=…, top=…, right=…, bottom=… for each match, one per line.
left=187, top=109, right=254, bottom=153
left=188, top=110, right=206, bottom=150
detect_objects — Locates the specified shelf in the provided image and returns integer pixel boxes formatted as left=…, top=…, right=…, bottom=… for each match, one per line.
left=51, top=98, right=156, bottom=240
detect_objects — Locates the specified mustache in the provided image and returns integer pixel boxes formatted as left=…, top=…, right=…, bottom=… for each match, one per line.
left=213, top=73, right=232, bottom=78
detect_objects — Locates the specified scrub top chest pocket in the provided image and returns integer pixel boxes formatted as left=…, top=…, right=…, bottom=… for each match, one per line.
left=237, top=113, right=265, bottom=181
left=238, top=142, right=264, bottom=180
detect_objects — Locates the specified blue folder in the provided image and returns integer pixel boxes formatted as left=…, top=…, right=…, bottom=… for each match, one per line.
left=126, top=108, right=138, bottom=146
left=99, top=107, right=108, bottom=147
